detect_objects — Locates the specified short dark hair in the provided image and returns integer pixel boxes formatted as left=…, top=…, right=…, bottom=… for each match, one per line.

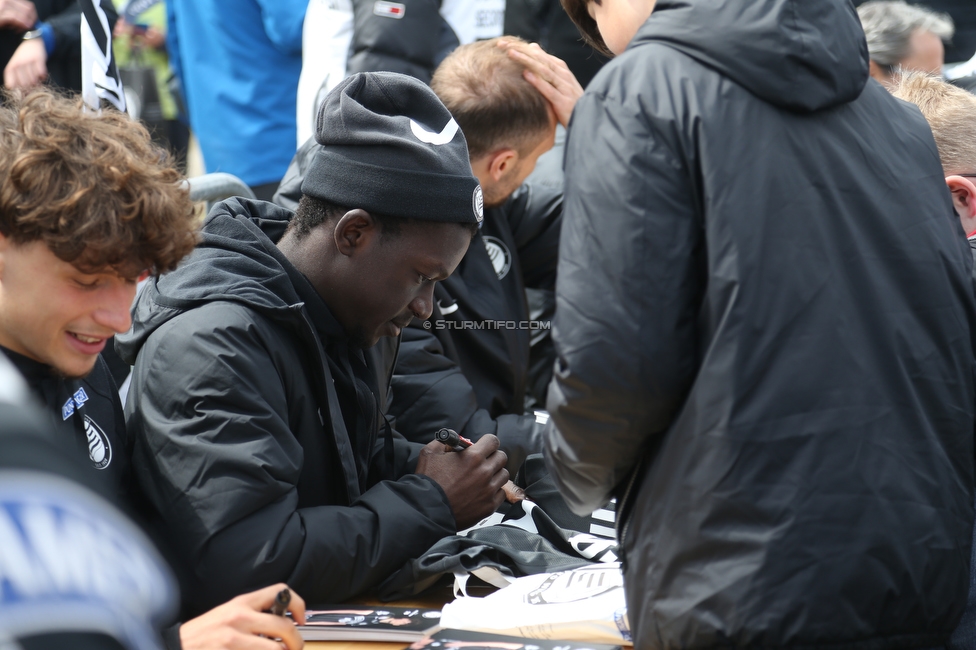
left=431, top=37, right=553, bottom=159
left=0, top=88, right=197, bottom=275
left=291, top=195, right=477, bottom=241
left=560, top=0, right=610, bottom=57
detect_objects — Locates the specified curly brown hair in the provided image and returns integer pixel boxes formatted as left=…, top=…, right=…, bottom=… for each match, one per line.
left=560, top=0, right=610, bottom=57
left=0, top=88, right=197, bottom=276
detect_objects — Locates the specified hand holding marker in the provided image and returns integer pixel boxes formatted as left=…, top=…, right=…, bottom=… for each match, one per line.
left=434, top=428, right=525, bottom=503
left=271, top=588, right=291, bottom=617
left=435, top=427, right=473, bottom=451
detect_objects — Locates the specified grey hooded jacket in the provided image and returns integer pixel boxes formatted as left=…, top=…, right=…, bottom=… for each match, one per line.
left=545, top=0, right=976, bottom=647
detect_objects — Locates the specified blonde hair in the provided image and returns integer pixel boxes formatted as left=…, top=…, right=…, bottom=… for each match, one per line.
left=888, top=71, right=976, bottom=175
left=431, top=37, right=551, bottom=159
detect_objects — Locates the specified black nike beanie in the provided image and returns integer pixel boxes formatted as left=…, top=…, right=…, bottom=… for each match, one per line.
left=301, top=71, right=484, bottom=225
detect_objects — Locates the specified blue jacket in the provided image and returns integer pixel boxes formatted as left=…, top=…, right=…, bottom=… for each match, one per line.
left=166, top=0, right=307, bottom=186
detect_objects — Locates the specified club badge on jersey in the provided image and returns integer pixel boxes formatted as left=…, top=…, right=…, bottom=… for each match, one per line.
left=62, top=388, right=113, bottom=470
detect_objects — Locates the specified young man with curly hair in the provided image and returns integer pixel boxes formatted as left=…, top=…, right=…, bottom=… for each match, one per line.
left=0, top=88, right=308, bottom=650
left=0, top=87, right=196, bottom=499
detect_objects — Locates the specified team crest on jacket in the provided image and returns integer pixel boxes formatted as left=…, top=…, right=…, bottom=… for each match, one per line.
left=482, top=236, right=511, bottom=279
left=84, top=416, right=112, bottom=470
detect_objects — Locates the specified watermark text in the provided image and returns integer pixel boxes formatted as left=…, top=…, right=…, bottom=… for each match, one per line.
left=423, top=320, right=551, bottom=331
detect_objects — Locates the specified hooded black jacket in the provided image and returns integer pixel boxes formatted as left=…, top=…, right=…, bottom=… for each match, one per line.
left=544, top=0, right=976, bottom=648
left=274, top=142, right=562, bottom=470
left=116, top=198, right=456, bottom=616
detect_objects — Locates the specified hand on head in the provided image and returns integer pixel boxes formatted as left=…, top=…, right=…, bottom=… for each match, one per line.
left=180, top=583, right=307, bottom=650
left=416, top=433, right=510, bottom=530
left=498, top=39, right=584, bottom=129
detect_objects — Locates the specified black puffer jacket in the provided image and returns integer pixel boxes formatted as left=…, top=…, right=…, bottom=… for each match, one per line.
left=545, top=0, right=976, bottom=648
left=117, top=198, right=456, bottom=616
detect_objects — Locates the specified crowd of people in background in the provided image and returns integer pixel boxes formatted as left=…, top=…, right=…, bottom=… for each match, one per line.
left=3, top=0, right=976, bottom=649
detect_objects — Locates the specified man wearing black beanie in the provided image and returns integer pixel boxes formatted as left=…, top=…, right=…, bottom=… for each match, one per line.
left=118, top=72, right=511, bottom=615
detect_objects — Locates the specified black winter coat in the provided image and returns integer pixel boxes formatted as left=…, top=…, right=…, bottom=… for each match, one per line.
left=544, top=0, right=976, bottom=647
left=117, top=198, right=456, bottom=616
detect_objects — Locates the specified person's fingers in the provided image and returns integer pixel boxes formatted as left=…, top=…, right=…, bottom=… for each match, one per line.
left=286, top=590, right=306, bottom=626
left=236, top=583, right=294, bottom=612
left=503, top=480, right=526, bottom=503
left=223, top=632, right=297, bottom=650
left=523, top=69, right=561, bottom=103
left=470, top=432, right=500, bottom=457
left=490, top=471, right=510, bottom=510
left=505, top=46, right=557, bottom=84
left=244, top=613, right=304, bottom=650
left=501, top=42, right=570, bottom=81
left=490, top=465, right=510, bottom=491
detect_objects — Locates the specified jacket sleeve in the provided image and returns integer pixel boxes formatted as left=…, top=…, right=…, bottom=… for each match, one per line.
left=255, top=0, right=307, bottom=54
left=544, top=89, right=704, bottom=515
left=504, top=182, right=563, bottom=291
left=125, top=303, right=456, bottom=615
left=46, top=0, right=117, bottom=60
left=389, top=323, right=543, bottom=472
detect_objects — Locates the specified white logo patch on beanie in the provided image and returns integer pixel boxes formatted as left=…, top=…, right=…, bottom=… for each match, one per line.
left=473, top=186, right=484, bottom=223
left=410, top=118, right=459, bottom=145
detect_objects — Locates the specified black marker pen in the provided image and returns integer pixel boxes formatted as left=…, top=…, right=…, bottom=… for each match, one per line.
left=271, top=588, right=291, bottom=617
left=434, top=427, right=473, bottom=451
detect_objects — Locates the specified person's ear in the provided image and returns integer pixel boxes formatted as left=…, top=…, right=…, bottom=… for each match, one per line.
left=333, top=208, right=379, bottom=257
left=486, top=148, right=520, bottom=183
left=946, top=175, right=976, bottom=236
left=868, top=60, right=892, bottom=84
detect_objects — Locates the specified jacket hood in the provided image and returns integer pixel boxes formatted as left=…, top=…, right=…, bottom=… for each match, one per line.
left=632, top=0, right=869, bottom=112
left=117, top=197, right=301, bottom=364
